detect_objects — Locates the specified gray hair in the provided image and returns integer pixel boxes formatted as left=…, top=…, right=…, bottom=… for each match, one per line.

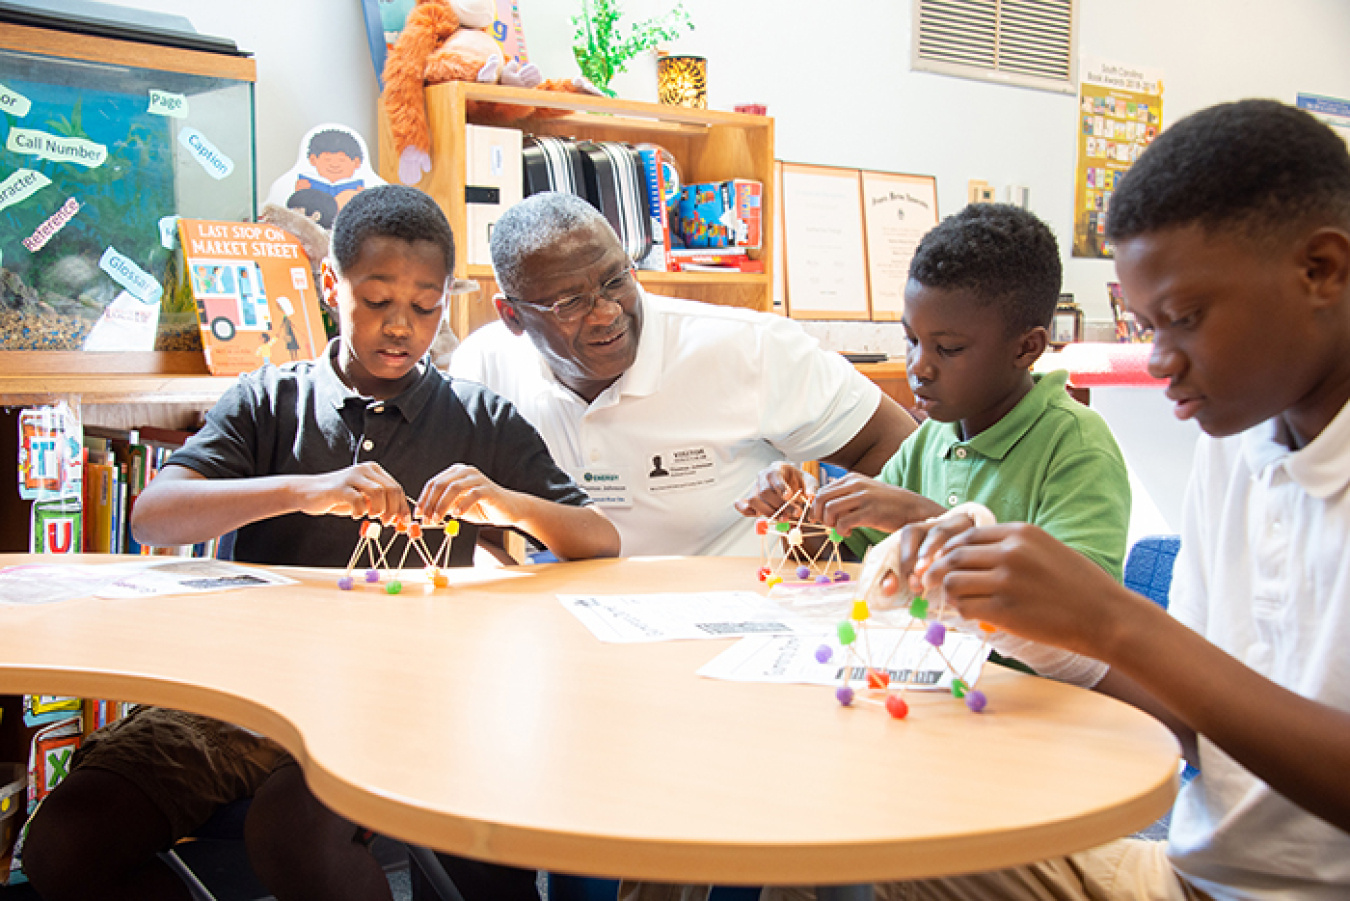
left=490, top=192, right=616, bottom=298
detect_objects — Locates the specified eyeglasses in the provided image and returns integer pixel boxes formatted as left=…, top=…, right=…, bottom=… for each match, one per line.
left=509, top=267, right=638, bottom=324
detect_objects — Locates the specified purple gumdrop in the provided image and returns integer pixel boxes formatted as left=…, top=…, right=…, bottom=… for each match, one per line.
left=815, top=574, right=831, bottom=584
left=836, top=685, right=855, bottom=706
left=796, top=565, right=811, bottom=580
left=814, top=644, right=833, bottom=663
left=966, top=689, right=988, bottom=713
left=833, top=571, right=850, bottom=582
left=925, top=621, right=947, bottom=647
left=337, top=575, right=354, bottom=591
left=365, top=569, right=380, bottom=583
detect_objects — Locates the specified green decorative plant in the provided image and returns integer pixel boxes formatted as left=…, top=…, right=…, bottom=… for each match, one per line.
left=573, top=0, right=693, bottom=97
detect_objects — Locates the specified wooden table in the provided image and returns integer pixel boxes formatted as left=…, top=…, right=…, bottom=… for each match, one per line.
left=0, top=554, right=1179, bottom=890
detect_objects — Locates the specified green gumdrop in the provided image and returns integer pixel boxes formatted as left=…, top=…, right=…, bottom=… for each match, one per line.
left=774, top=521, right=792, bottom=533
left=951, top=678, right=967, bottom=699
left=836, top=620, right=857, bottom=645
left=828, top=528, right=843, bottom=543
left=909, top=596, right=929, bottom=619
left=386, top=581, right=403, bottom=595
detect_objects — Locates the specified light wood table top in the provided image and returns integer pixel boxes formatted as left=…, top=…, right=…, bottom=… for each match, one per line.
left=0, top=554, right=1179, bottom=886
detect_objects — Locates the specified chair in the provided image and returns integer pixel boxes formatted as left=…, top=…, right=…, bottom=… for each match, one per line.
left=161, top=798, right=464, bottom=901
left=1123, top=534, right=1180, bottom=609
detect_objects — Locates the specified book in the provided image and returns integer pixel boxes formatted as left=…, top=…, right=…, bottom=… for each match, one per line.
left=637, top=146, right=675, bottom=271
left=178, top=219, right=329, bottom=376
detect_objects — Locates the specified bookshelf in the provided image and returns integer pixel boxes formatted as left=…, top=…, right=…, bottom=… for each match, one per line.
left=377, top=81, right=776, bottom=338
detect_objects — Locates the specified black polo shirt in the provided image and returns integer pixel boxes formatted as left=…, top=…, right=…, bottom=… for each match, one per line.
left=168, top=341, right=590, bottom=568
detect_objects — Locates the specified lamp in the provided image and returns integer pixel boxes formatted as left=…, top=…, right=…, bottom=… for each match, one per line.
left=657, top=55, right=707, bottom=109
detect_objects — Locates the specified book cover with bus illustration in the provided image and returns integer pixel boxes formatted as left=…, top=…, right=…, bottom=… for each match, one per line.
left=177, top=219, right=328, bottom=376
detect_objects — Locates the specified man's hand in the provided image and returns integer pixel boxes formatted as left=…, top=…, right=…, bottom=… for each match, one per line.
left=734, top=462, right=817, bottom=520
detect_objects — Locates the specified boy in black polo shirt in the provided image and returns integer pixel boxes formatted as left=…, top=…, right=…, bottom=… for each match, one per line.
left=23, top=185, right=618, bottom=901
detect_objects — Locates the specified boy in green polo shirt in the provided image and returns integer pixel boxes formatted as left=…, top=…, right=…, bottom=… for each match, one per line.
left=738, top=202, right=1130, bottom=595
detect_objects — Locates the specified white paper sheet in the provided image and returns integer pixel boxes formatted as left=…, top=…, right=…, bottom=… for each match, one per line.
left=0, top=560, right=297, bottom=605
left=697, top=629, right=992, bottom=690
left=558, top=591, right=815, bottom=643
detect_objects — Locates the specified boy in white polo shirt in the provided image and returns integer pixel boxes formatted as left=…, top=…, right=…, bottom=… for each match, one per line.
left=450, top=191, right=916, bottom=557
left=764, top=98, right=1350, bottom=901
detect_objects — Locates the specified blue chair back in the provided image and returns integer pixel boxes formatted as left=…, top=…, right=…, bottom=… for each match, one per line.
left=1124, top=534, right=1180, bottom=609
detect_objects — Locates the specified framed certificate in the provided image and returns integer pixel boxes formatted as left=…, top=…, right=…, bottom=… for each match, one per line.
left=860, top=171, right=939, bottom=320
left=780, top=162, right=871, bottom=319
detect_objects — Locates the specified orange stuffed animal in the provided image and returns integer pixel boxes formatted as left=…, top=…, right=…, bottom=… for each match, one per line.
left=382, top=0, right=599, bottom=185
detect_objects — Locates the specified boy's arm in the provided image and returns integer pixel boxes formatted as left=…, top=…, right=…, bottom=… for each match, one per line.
left=924, top=523, right=1350, bottom=834
left=415, top=464, right=620, bottom=561
left=130, top=462, right=412, bottom=547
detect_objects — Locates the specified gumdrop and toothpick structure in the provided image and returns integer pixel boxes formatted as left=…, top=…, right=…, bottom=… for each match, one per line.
left=756, top=491, right=994, bottom=718
left=817, top=594, right=992, bottom=719
left=754, top=490, right=851, bottom=588
left=337, top=514, right=461, bottom=594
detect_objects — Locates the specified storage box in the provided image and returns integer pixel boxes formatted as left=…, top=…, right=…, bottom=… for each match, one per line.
left=675, top=179, right=762, bottom=250
left=0, top=23, right=256, bottom=351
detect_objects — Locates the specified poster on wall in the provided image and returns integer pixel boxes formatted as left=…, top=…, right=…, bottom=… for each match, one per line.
left=1297, top=93, right=1350, bottom=149
left=1071, top=59, right=1164, bottom=259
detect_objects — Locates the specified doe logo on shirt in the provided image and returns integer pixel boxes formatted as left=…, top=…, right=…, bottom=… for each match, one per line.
left=647, top=446, right=717, bottom=494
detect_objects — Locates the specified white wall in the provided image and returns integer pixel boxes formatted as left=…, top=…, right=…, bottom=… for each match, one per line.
left=88, top=0, right=1350, bottom=321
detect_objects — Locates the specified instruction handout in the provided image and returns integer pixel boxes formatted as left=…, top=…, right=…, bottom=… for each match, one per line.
left=559, top=590, right=815, bottom=643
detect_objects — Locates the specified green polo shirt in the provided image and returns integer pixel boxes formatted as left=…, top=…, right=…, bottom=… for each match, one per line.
left=847, top=369, right=1131, bottom=580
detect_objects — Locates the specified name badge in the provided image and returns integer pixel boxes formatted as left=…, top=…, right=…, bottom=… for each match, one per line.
left=646, top=446, right=718, bottom=494
left=577, top=468, right=631, bottom=508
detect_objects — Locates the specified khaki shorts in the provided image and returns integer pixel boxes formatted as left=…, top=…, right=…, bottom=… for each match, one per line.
left=70, top=705, right=293, bottom=841
left=625, top=839, right=1214, bottom=901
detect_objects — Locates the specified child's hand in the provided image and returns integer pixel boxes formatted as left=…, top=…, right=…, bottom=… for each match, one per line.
left=898, top=501, right=993, bottom=594
left=811, top=474, right=946, bottom=537
left=299, top=462, right=410, bottom=524
left=415, top=464, right=519, bottom=526
left=919, top=522, right=1121, bottom=655
left=734, top=462, right=818, bottom=520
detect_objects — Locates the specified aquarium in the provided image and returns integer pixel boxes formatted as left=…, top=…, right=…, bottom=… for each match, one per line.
left=0, top=27, right=255, bottom=351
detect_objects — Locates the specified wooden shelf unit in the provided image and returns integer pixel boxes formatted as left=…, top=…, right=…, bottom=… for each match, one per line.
left=377, top=81, right=775, bottom=338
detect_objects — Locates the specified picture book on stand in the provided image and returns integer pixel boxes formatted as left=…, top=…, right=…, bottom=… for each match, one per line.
left=178, top=219, right=328, bottom=376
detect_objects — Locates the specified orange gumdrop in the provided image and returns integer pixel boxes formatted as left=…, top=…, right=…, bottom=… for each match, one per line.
left=978, top=621, right=997, bottom=634
left=866, top=669, right=890, bottom=689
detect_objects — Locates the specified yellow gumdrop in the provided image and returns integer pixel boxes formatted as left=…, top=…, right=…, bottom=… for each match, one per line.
left=766, top=574, right=783, bottom=588
left=851, top=599, right=870, bottom=622
left=444, top=520, right=460, bottom=537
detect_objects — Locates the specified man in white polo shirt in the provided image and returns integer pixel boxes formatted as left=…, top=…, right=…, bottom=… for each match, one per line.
left=450, top=191, right=915, bottom=556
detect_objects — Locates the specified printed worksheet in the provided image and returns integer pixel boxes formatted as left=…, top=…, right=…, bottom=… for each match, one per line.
left=0, top=560, right=297, bottom=605
left=558, top=591, right=815, bottom=643
left=698, top=629, right=991, bottom=690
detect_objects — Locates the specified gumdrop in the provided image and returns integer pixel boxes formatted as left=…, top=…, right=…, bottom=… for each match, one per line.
left=836, top=620, right=857, bottom=645
left=836, top=686, right=855, bottom=706
left=925, top=621, right=946, bottom=647
left=828, top=528, right=844, bottom=544
left=755, top=519, right=769, bottom=535
left=851, top=599, right=870, bottom=622
left=386, top=581, right=403, bottom=595
left=796, top=565, right=811, bottom=580
left=433, top=573, right=449, bottom=588
left=885, top=695, right=909, bottom=719
left=909, top=597, right=929, bottom=619
left=445, top=520, right=460, bottom=536
left=965, top=690, right=987, bottom=713
left=337, top=575, right=354, bottom=591
left=833, top=571, right=850, bottom=582
left=767, top=575, right=783, bottom=588
left=815, top=574, right=832, bottom=584
left=866, top=669, right=889, bottom=689
left=950, top=678, right=967, bottom=699
left=365, top=569, right=380, bottom=583
left=814, top=644, right=833, bottom=663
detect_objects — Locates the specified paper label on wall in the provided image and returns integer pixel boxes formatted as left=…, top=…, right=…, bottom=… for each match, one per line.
left=178, top=126, right=234, bottom=180
left=147, top=89, right=189, bottom=118
left=82, top=289, right=162, bottom=351
left=159, top=214, right=180, bottom=249
left=0, top=82, right=31, bottom=117
left=0, top=168, right=52, bottom=213
left=22, top=197, right=80, bottom=252
left=99, top=246, right=163, bottom=304
left=7, top=127, right=108, bottom=168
